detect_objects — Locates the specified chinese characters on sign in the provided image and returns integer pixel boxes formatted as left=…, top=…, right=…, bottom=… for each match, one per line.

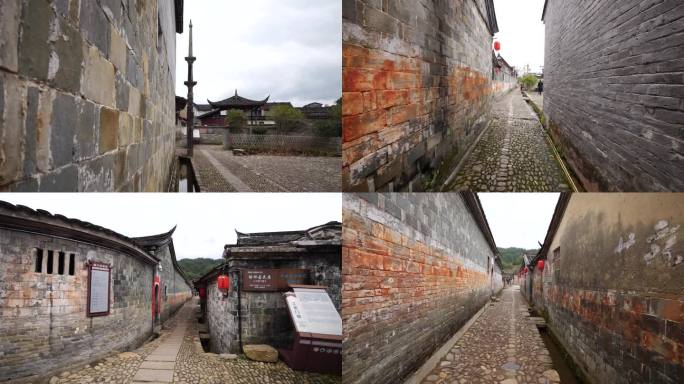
left=285, top=287, right=342, bottom=336
left=87, top=262, right=111, bottom=317
left=241, top=269, right=310, bottom=291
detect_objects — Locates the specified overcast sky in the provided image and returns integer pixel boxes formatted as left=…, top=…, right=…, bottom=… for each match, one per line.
left=493, top=0, right=546, bottom=73
left=175, top=0, right=341, bottom=107
left=0, top=194, right=341, bottom=260
left=479, top=193, right=559, bottom=249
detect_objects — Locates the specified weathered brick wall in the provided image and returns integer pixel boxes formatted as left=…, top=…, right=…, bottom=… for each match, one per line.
left=342, top=193, right=497, bottom=384
left=156, top=245, right=192, bottom=323
left=534, top=193, right=684, bottom=384
left=205, top=250, right=341, bottom=354
left=0, top=0, right=179, bottom=191
left=0, top=228, right=154, bottom=382
left=342, top=0, right=497, bottom=191
left=543, top=0, right=684, bottom=191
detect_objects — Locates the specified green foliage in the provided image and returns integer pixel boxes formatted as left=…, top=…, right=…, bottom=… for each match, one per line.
left=252, top=127, right=268, bottom=135
left=498, top=247, right=539, bottom=273
left=519, top=74, right=538, bottom=90
left=272, top=104, right=304, bottom=133
left=315, top=97, right=342, bottom=137
left=225, top=109, right=246, bottom=130
left=177, top=258, right=223, bottom=282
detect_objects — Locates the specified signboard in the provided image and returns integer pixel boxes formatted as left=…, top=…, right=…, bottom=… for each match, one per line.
left=87, top=262, right=111, bottom=317
left=285, top=287, right=342, bottom=337
left=242, top=269, right=309, bottom=292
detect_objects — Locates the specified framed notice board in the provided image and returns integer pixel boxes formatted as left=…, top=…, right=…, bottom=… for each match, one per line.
left=87, top=262, right=111, bottom=317
left=242, top=269, right=310, bottom=292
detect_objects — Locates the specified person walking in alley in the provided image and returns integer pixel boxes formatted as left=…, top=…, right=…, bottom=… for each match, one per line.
left=538, top=80, right=544, bottom=95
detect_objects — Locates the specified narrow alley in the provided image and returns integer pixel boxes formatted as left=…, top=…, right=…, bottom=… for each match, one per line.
left=443, top=91, right=571, bottom=192
left=417, top=286, right=560, bottom=384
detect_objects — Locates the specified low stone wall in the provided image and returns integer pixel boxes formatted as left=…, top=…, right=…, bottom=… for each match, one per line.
left=343, top=193, right=497, bottom=384
left=227, top=134, right=341, bottom=155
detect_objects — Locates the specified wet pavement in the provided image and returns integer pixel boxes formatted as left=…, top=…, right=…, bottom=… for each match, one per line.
left=418, top=286, right=561, bottom=384
left=444, top=90, right=570, bottom=192
left=192, top=145, right=341, bottom=192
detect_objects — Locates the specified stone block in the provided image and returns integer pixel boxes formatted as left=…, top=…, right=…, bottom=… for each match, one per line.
left=0, top=74, right=25, bottom=186
left=52, top=19, right=83, bottom=93
left=115, top=72, right=129, bottom=110
left=99, top=107, right=119, bottom=154
left=80, top=0, right=110, bottom=55
left=39, top=165, right=77, bottom=192
left=109, top=26, right=126, bottom=74
left=49, top=93, right=77, bottom=168
left=82, top=46, right=115, bottom=107
left=18, top=0, right=51, bottom=80
left=54, top=0, right=69, bottom=16
left=243, top=344, right=278, bottom=363
left=74, top=101, right=99, bottom=161
left=128, top=85, right=141, bottom=116
left=0, top=0, right=20, bottom=72
left=78, top=154, right=114, bottom=192
left=36, top=89, right=55, bottom=173
left=126, top=50, right=141, bottom=88
left=23, top=87, right=40, bottom=176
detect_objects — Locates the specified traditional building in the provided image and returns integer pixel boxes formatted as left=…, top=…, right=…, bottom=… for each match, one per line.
left=193, top=90, right=271, bottom=127
left=299, top=102, right=332, bottom=120
left=492, top=54, right=518, bottom=94
left=0, top=201, right=192, bottom=382
left=521, top=193, right=684, bottom=384
left=343, top=192, right=503, bottom=384
left=195, top=222, right=341, bottom=356
left=0, top=0, right=184, bottom=191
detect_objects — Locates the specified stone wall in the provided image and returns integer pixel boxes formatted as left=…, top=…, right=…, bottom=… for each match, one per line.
left=530, top=193, right=684, bottom=384
left=342, top=193, right=497, bottom=384
left=227, top=134, right=342, bottom=155
left=204, top=250, right=341, bottom=354
left=0, top=0, right=181, bottom=191
left=342, top=0, right=498, bottom=191
left=543, top=0, right=684, bottom=191
left=156, top=245, right=192, bottom=323
left=0, top=228, right=154, bottom=382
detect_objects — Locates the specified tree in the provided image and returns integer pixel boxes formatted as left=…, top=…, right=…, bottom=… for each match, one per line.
left=315, top=97, right=342, bottom=137
left=519, top=74, right=538, bottom=90
left=272, top=104, right=304, bottom=134
left=224, top=109, right=246, bottom=131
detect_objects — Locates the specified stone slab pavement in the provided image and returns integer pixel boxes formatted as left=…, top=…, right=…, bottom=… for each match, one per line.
left=444, top=90, right=570, bottom=192
left=192, top=145, right=342, bottom=192
left=416, top=286, right=561, bottom=384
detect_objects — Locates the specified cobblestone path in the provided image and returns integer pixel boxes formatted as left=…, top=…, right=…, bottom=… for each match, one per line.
left=418, top=286, right=560, bottom=384
left=445, top=91, right=570, bottom=192
left=192, top=145, right=341, bottom=192
left=50, top=300, right=339, bottom=384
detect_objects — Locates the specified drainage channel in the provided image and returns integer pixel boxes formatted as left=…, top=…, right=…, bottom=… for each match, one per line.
left=529, top=308, right=583, bottom=384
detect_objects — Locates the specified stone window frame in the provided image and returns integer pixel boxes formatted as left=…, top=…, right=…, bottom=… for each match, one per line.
left=34, top=247, right=77, bottom=276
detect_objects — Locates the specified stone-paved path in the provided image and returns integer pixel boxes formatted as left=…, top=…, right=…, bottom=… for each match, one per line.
left=192, top=145, right=341, bottom=192
left=445, top=91, right=570, bottom=192
left=51, top=299, right=339, bottom=384
left=418, top=286, right=560, bottom=384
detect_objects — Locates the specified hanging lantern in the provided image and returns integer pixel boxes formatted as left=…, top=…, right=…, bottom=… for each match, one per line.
left=523, top=266, right=528, bottom=274
left=217, top=275, right=230, bottom=291
left=494, top=41, right=501, bottom=51
left=199, top=287, right=206, bottom=298
left=537, top=260, right=545, bottom=270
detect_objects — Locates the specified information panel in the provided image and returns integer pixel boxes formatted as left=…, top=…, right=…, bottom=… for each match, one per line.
left=242, top=269, right=309, bottom=291
left=285, top=287, right=342, bottom=336
left=87, top=262, right=111, bottom=317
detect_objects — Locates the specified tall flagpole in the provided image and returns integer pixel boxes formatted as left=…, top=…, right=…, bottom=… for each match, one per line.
left=184, top=20, right=197, bottom=157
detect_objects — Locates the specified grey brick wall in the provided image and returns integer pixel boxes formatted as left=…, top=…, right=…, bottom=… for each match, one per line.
left=342, top=0, right=497, bottom=191
left=204, top=250, right=341, bottom=354
left=0, top=228, right=154, bottom=382
left=0, top=0, right=179, bottom=191
left=343, top=193, right=497, bottom=384
left=543, top=0, right=684, bottom=191
left=156, top=245, right=192, bottom=323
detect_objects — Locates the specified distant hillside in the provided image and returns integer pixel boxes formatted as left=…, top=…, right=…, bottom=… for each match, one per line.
left=177, top=258, right=223, bottom=282
left=497, top=247, right=539, bottom=273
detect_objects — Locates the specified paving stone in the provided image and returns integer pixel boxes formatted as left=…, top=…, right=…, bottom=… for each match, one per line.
left=132, top=368, right=173, bottom=383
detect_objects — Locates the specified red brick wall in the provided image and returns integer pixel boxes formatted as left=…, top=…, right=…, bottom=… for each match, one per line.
left=343, top=193, right=496, bottom=384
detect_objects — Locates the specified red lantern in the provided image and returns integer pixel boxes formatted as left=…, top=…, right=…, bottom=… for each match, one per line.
left=494, top=41, right=501, bottom=51
left=217, top=275, right=230, bottom=291
left=523, top=266, right=528, bottom=274
left=199, top=287, right=206, bottom=298
left=537, top=260, right=545, bottom=270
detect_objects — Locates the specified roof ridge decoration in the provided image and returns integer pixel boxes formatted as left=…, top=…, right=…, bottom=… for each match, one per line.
left=207, top=90, right=270, bottom=109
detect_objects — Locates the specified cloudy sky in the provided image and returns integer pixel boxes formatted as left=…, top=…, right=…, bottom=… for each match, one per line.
left=0, top=194, right=342, bottom=260
left=479, top=193, right=560, bottom=249
left=493, top=0, right=546, bottom=73
left=175, top=0, right=341, bottom=107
